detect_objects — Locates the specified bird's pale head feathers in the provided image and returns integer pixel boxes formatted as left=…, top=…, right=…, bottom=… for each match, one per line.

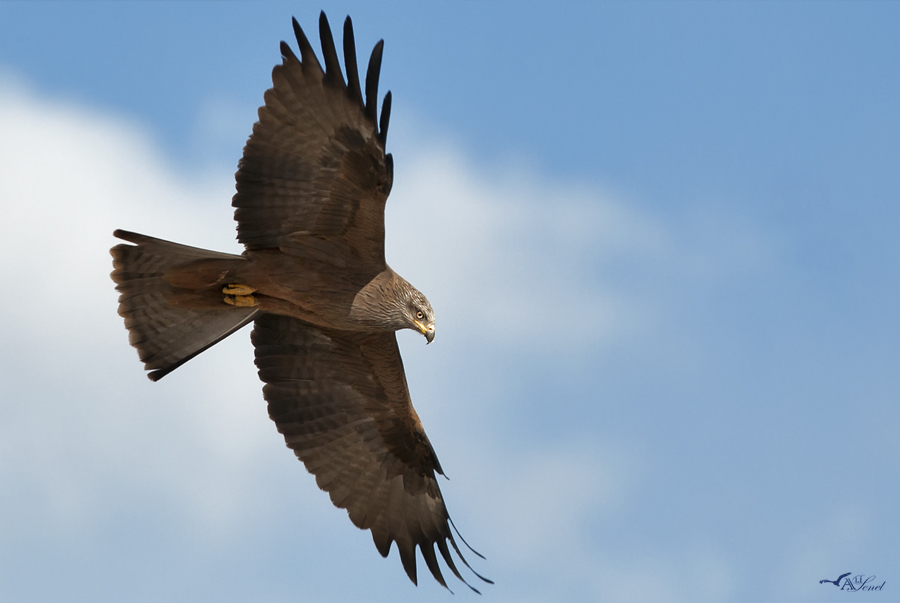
left=350, top=269, right=435, bottom=342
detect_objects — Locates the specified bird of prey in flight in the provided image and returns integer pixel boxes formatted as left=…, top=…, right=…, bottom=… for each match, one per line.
left=110, top=11, right=489, bottom=593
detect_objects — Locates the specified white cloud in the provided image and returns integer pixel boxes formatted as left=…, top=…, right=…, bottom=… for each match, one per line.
left=385, top=143, right=667, bottom=350
left=0, top=78, right=270, bottom=540
left=478, top=440, right=640, bottom=563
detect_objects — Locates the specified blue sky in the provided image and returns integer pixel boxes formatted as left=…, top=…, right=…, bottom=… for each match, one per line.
left=0, top=2, right=897, bottom=602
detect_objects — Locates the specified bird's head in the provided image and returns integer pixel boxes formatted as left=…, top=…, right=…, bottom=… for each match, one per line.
left=351, top=270, right=436, bottom=342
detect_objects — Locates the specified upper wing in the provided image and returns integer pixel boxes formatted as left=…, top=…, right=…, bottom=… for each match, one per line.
left=233, top=12, right=394, bottom=273
left=251, top=314, right=489, bottom=591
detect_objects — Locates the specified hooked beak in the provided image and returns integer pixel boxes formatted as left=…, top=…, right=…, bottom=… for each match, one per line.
left=415, top=320, right=435, bottom=344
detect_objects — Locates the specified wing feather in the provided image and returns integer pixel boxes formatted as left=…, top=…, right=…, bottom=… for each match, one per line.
left=292, top=17, right=324, bottom=78
left=343, top=17, right=363, bottom=104
left=364, top=40, right=384, bottom=122
left=379, top=91, right=392, bottom=147
left=318, top=12, right=345, bottom=88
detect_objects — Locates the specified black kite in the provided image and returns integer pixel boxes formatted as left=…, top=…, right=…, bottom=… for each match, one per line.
left=110, top=12, right=489, bottom=592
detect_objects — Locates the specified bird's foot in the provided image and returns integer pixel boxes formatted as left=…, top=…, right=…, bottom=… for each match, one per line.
left=223, top=284, right=258, bottom=307
left=222, top=284, right=256, bottom=296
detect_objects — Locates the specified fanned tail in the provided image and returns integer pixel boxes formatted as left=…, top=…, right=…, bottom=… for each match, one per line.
left=110, top=229, right=259, bottom=381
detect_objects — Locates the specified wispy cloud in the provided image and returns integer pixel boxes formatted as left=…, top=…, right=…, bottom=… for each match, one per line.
left=386, top=142, right=670, bottom=351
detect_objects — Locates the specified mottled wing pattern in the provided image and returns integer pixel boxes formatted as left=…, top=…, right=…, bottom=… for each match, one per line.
left=252, top=314, right=489, bottom=591
left=233, top=14, right=394, bottom=272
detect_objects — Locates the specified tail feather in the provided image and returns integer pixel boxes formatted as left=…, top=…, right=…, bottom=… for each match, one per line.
left=110, top=230, right=259, bottom=381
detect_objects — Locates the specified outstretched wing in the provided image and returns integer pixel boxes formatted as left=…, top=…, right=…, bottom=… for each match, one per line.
left=233, top=12, right=394, bottom=273
left=251, top=314, right=489, bottom=591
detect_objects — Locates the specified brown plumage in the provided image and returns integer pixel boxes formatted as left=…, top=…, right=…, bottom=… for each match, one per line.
left=109, top=12, right=489, bottom=592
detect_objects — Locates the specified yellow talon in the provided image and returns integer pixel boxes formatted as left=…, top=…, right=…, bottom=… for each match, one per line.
left=224, top=294, right=258, bottom=307
left=222, top=284, right=256, bottom=296
left=222, top=284, right=258, bottom=307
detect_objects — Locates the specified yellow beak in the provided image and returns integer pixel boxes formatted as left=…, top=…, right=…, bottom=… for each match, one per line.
left=415, top=320, right=435, bottom=344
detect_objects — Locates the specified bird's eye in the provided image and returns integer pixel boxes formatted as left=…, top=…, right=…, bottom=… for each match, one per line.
left=416, top=310, right=424, bottom=320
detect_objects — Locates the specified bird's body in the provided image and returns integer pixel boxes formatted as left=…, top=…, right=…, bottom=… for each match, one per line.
left=159, top=246, right=420, bottom=333
left=110, top=12, right=486, bottom=592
